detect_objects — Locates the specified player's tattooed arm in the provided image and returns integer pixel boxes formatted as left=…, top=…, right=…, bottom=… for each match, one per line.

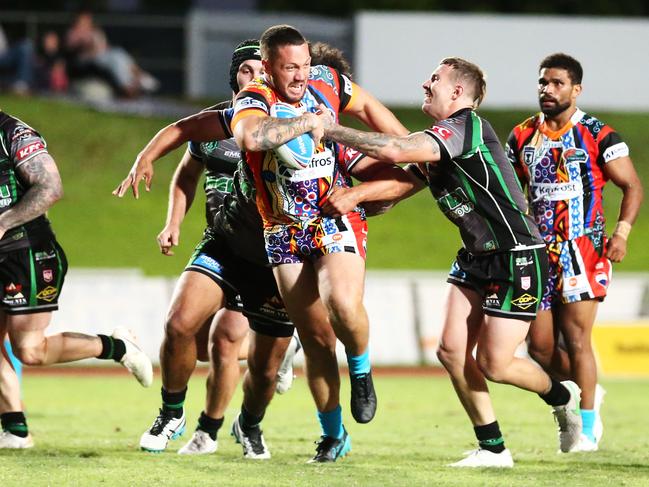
left=235, top=110, right=333, bottom=152
left=0, top=153, right=63, bottom=238
left=324, top=125, right=440, bottom=164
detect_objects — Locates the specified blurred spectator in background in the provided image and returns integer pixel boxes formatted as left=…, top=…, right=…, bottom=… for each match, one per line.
left=35, top=31, right=69, bottom=93
left=65, top=11, right=159, bottom=98
left=0, top=24, right=35, bottom=95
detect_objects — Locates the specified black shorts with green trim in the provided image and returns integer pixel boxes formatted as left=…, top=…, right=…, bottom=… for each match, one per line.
left=447, top=246, right=548, bottom=321
left=0, top=237, right=68, bottom=315
left=185, top=233, right=294, bottom=338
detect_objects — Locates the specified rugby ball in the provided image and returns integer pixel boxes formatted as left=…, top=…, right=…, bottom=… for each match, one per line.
left=270, top=102, right=315, bottom=170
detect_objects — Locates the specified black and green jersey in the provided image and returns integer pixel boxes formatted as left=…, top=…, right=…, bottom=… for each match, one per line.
left=410, top=108, right=542, bottom=254
left=187, top=100, right=241, bottom=226
left=0, top=112, right=54, bottom=253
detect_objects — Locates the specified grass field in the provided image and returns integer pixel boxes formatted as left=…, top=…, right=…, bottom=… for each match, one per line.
left=1, top=372, right=649, bottom=486
left=0, top=94, right=646, bottom=276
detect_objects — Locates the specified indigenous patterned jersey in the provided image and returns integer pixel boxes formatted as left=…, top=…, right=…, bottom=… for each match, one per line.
left=409, top=108, right=542, bottom=254
left=0, top=112, right=54, bottom=253
left=231, top=65, right=355, bottom=227
left=506, top=109, right=628, bottom=243
left=187, top=101, right=240, bottom=226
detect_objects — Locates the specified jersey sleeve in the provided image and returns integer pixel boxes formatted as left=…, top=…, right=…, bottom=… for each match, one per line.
left=597, top=128, right=629, bottom=165
left=404, top=163, right=427, bottom=183
left=505, top=129, right=529, bottom=188
left=337, top=73, right=354, bottom=112
left=423, top=119, right=463, bottom=160
left=230, top=82, right=272, bottom=133
left=188, top=108, right=234, bottom=161
left=9, top=122, right=48, bottom=168
left=339, top=145, right=366, bottom=173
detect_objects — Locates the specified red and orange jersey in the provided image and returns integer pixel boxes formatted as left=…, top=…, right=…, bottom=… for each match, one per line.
left=506, top=109, right=629, bottom=243
left=230, top=65, right=357, bottom=227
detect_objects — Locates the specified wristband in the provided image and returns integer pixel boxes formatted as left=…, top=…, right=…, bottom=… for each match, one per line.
left=613, top=221, right=632, bottom=240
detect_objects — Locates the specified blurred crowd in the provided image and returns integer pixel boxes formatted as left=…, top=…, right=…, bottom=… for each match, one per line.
left=0, top=11, right=159, bottom=99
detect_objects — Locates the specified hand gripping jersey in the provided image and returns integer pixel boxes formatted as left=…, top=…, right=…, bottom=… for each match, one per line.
left=409, top=108, right=543, bottom=254
left=0, top=112, right=55, bottom=253
left=506, top=109, right=629, bottom=243
left=187, top=101, right=241, bottom=227
left=230, top=65, right=355, bottom=227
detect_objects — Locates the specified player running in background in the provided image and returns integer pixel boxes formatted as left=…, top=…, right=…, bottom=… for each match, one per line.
left=506, top=53, right=643, bottom=452
left=322, top=57, right=584, bottom=467
left=115, top=40, right=300, bottom=457
left=0, top=111, right=152, bottom=449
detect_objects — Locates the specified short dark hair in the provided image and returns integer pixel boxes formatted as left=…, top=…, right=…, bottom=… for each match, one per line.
left=440, top=57, right=487, bottom=108
left=309, top=42, right=352, bottom=79
left=539, top=53, right=583, bottom=84
left=260, top=25, right=307, bottom=61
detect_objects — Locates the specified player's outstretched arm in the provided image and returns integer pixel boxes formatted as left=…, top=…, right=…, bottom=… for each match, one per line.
left=232, top=110, right=331, bottom=153
left=0, top=153, right=63, bottom=240
left=157, top=150, right=203, bottom=256
left=325, top=125, right=440, bottom=165
left=603, top=155, right=644, bottom=262
left=113, top=110, right=228, bottom=199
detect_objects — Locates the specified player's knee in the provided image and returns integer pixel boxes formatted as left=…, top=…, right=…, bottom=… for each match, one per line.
left=436, top=342, right=463, bottom=371
left=165, top=310, right=199, bottom=339
left=476, top=354, right=507, bottom=383
left=210, top=336, right=240, bottom=364
left=527, top=342, right=553, bottom=368
left=248, top=359, right=276, bottom=388
left=327, top=293, right=363, bottom=327
left=13, top=346, right=46, bottom=366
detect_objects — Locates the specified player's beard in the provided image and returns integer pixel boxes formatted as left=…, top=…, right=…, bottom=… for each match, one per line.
left=539, top=98, right=571, bottom=117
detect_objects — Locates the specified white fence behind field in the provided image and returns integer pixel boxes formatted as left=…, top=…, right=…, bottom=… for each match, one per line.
left=48, top=268, right=649, bottom=366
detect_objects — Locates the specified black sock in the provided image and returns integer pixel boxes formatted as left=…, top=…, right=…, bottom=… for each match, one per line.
left=1, top=412, right=29, bottom=438
left=97, top=335, right=126, bottom=362
left=239, top=405, right=264, bottom=431
left=474, top=421, right=506, bottom=454
left=539, top=377, right=570, bottom=406
left=197, top=411, right=223, bottom=441
left=161, top=387, right=187, bottom=418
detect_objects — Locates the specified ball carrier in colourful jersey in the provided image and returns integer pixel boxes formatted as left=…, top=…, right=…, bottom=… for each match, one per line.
left=507, top=53, right=643, bottom=452
left=0, top=111, right=153, bottom=449
left=323, top=57, right=585, bottom=467
left=114, top=41, right=300, bottom=458
left=230, top=25, right=409, bottom=457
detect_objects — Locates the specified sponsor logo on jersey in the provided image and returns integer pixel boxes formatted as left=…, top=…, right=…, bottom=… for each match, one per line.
left=515, top=256, right=532, bottom=267
left=532, top=182, right=582, bottom=202
left=2, top=283, right=26, bottom=306
left=511, top=293, right=539, bottom=310
left=483, top=240, right=496, bottom=251
left=4, top=283, right=22, bottom=294
left=521, top=276, right=531, bottom=290
left=284, top=148, right=335, bottom=182
left=596, top=272, right=609, bottom=288
left=34, top=250, right=56, bottom=261
left=16, top=141, right=45, bottom=161
left=430, top=125, right=453, bottom=140
left=342, top=74, right=353, bottom=97
left=523, top=147, right=535, bottom=165
left=603, top=142, right=629, bottom=162
left=11, top=126, right=33, bottom=141
left=43, top=269, right=53, bottom=283
left=0, top=184, right=11, bottom=208
left=562, top=147, right=588, bottom=165
left=437, top=188, right=474, bottom=220
left=234, top=96, right=269, bottom=115
left=36, top=285, right=58, bottom=302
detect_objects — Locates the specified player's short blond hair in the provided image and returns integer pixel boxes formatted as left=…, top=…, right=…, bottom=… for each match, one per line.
left=440, top=57, right=487, bottom=108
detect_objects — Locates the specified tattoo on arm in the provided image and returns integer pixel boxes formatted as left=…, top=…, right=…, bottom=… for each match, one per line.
left=251, top=115, right=314, bottom=151
left=326, top=126, right=439, bottom=162
left=0, top=153, right=63, bottom=231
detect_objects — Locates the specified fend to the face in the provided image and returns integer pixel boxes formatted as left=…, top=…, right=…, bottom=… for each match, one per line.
left=538, top=67, right=581, bottom=117
left=421, top=64, right=455, bottom=120
left=237, top=59, right=264, bottom=92
left=264, top=43, right=311, bottom=103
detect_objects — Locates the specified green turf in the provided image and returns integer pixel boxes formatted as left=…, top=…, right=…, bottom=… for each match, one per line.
left=1, top=373, right=648, bottom=486
left=0, top=95, right=646, bottom=275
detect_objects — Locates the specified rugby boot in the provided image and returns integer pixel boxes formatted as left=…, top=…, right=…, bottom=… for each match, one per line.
left=111, top=327, right=153, bottom=388
left=276, top=335, right=301, bottom=394
left=569, top=433, right=598, bottom=452
left=177, top=430, right=217, bottom=455
left=0, top=431, right=34, bottom=449
left=593, top=383, right=606, bottom=445
left=552, top=380, right=582, bottom=453
left=448, top=448, right=514, bottom=468
left=350, top=370, right=377, bottom=423
left=308, top=427, right=351, bottom=463
left=230, top=414, right=271, bottom=459
left=140, top=409, right=186, bottom=452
